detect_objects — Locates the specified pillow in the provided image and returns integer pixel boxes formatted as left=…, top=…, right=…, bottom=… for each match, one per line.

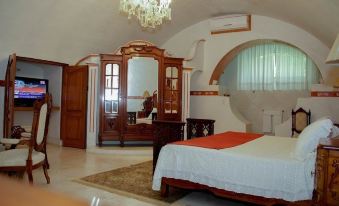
left=330, top=126, right=339, bottom=138
left=293, top=118, right=333, bottom=160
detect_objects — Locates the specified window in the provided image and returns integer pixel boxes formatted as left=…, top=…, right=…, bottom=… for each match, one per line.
left=225, top=42, right=321, bottom=91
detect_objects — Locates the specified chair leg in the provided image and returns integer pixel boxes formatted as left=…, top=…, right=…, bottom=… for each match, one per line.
left=26, top=168, right=33, bottom=184
left=45, top=152, right=50, bottom=169
left=26, top=159, right=33, bottom=184
left=43, top=160, right=50, bottom=184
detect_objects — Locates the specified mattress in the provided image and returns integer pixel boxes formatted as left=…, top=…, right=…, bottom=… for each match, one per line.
left=152, top=135, right=316, bottom=201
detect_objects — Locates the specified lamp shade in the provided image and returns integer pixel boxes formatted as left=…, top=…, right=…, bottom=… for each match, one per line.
left=326, top=34, right=339, bottom=64
left=143, top=90, right=150, bottom=98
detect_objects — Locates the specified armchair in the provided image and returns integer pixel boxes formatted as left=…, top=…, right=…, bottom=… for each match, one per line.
left=291, top=107, right=311, bottom=137
left=0, top=94, right=52, bottom=184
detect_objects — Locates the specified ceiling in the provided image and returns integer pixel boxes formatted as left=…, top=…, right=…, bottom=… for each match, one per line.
left=0, top=0, right=338, bottom=62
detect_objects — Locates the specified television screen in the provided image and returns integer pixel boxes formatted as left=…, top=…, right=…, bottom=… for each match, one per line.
left=14, top=76, right=48, bottom=107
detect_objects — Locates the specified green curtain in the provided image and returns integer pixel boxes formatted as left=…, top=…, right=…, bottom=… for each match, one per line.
left=236, top=43, right=320, bottom=91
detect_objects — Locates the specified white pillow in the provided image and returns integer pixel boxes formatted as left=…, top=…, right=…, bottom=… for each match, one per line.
left=294, top=118, right=333, bottom=160
left=330, top=126, right=339, bottom=138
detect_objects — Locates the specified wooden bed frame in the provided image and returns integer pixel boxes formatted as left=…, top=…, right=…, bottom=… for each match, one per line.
left=160, top=177, right=312, bottom=206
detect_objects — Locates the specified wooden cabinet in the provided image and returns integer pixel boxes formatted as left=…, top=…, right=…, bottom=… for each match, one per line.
left=98, top=42, right=184, bottom=146
left=315, top=137, right=339, bottom=206
left=152, top=120, right=186, bottom=171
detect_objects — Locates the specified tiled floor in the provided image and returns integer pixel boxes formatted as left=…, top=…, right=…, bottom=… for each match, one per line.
left=21, top=144, right=247, bottom=206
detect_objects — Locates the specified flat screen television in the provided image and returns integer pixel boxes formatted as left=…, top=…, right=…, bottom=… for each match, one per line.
left=14, top=76, right=48, bottom=107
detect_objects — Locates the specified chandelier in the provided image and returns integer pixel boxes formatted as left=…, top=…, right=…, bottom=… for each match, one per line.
left=119, top=0, right=172, bottom=28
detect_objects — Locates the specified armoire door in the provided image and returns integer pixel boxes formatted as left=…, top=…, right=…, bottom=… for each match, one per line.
left=162, top=57, right=183, bottom=121
left=3, top=53, right=17, bottom=138
left=99, top=59, right=123, bottom=146
left=61, top=65, right=88, bottom=149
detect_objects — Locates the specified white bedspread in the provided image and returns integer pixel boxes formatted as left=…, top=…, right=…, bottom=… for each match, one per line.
left=152, top=135, right=316, bottom=201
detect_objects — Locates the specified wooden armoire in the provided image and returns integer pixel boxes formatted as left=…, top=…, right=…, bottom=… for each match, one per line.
left=98, top=41, right=183, bottom=146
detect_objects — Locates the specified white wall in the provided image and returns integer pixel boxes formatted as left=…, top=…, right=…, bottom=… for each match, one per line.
left=162, top=15, right=332, bottom=87
left=161, top=15, right=335, bottom=131
left=275, top=97, right=339, bottom=137
left=190, top=96, right=250, bottom=133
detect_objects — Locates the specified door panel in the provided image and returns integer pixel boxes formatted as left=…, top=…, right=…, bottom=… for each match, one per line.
left=61, top=65, right=88, bottom=149
left=3, top=54, right=16, bottom=138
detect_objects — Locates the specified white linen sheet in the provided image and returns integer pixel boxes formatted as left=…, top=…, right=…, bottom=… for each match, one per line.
left=152, top=135, right=316, bottom=202
left=136, top=118, right=152, bottom=124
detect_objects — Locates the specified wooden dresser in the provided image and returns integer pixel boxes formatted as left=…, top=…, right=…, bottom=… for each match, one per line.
left=315, top=137, right=339, bottom=205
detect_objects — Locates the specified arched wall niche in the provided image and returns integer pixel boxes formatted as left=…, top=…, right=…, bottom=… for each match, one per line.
left=209, top=39, right=323, bottom=85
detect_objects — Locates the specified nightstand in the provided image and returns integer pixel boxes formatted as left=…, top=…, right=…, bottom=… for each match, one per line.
left=315, top=137, right=339, bottom=206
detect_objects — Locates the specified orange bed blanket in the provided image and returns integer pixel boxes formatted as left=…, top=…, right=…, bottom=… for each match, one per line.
left=173, top=131, right=263, bottom=149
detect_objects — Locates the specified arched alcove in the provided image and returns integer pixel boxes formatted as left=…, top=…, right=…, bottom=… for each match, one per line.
left=212, top=39, right=322, bottom=133
left=209, top=39, right=322, bottom=85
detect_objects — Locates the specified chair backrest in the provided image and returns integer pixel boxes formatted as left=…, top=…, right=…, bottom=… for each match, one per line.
left=186, top=118, right=215, bottom=139
left=29, top=94, right=53, bottom=154
left=292, top=107, right=311, bottom=136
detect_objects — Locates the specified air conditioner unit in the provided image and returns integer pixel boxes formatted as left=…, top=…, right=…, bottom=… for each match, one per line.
left=210, top=14, right=251, bottom=35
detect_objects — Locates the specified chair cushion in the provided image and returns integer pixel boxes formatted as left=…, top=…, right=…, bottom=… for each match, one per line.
left=0, top=148, right=45, bottom=167
left=0, top=138, right=20, bottom=145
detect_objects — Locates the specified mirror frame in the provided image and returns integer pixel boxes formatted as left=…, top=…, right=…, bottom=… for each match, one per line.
left=120, top=44, right=165, bottom=130
left=125, top=56, right=159, bottom=125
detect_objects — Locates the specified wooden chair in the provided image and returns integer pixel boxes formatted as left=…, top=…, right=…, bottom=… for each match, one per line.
left=186, top=118, right=215, bottom=139
left=0, top=94, right=52, bottom=184
left=291, top=107, right=311, bottom=137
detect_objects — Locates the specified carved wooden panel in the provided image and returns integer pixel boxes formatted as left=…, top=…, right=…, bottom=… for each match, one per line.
left=186, top=118, right=215, bottom=139
left=104, top=116, right=119, bottom=132
left=316, top=138, right=339, bottom=206
left=327, top=151, right=339, bottom=205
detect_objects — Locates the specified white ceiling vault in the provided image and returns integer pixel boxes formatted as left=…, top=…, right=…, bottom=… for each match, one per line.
left=0, top=0, right=338, bottom=63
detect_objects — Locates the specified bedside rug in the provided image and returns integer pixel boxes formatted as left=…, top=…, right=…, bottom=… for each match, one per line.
left=74, top=161, right=188, bottom=205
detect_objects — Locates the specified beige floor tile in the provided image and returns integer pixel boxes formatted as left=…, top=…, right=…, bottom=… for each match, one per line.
left=14, top=144, right=247, bottom=206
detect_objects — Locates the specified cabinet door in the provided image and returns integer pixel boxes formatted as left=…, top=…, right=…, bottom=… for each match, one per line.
left=162, top=58, right=182, bottom=121
left=99, top=61, right=122, bottom=144
left=3, top=54, right=16, bottom=138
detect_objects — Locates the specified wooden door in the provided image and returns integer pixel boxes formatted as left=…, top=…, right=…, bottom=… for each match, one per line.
left=3, top=54, right=16, bottom=138
left=61, top=65, right=88, bottom=149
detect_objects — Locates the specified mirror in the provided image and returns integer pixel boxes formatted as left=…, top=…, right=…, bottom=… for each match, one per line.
left=127, top=57, right=158, bottom=125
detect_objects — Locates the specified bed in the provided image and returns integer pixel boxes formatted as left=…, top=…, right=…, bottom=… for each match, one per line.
left=152, top=118, right=335, bottom=205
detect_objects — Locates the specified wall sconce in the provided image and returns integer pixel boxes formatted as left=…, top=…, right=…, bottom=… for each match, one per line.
left=326, top=34, right=339, bottom=64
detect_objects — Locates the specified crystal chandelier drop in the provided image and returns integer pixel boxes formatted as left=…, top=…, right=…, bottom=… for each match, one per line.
left=119, top=0, right=172, bottom=28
